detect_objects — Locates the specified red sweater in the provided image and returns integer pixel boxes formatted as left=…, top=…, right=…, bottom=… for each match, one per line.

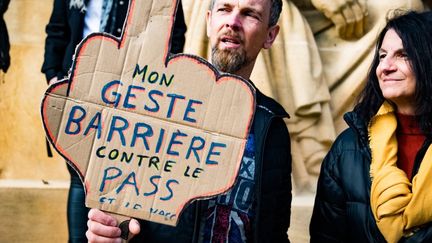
left=396, top=113, right=426, bottom=180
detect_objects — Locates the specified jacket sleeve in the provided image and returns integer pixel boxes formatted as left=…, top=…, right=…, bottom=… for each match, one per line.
left=258, top=117, right=292, bottom=242
left=41, top=0, right=69, bottom=82
left=309, top=137, right=348, bottom=243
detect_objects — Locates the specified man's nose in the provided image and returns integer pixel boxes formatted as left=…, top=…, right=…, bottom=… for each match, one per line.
left=225, top=12, right=241, bottom=29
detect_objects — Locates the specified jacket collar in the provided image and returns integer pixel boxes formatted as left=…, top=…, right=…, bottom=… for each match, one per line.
left=252, top=82, right=289, bottom=119
left=344, top=110, right=369, bottom=148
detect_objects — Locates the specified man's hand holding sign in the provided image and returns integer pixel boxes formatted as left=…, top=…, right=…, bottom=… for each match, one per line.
left=41, top=0, right=255, bottom=230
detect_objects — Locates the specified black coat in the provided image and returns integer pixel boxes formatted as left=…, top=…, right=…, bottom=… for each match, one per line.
left=0, top=0, right=10, bottom=72
left=41, top=0, right=186, bottom=81
left=131, top=88, right=292, bottom=243
left=310, top=110, right=432, bottom=243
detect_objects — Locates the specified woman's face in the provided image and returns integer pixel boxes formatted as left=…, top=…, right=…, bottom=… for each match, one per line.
left=376, top=29, right=416, bottom=115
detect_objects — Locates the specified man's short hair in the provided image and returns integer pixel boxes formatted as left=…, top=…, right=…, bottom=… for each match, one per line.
left=209, top=0, right=283, bottom=27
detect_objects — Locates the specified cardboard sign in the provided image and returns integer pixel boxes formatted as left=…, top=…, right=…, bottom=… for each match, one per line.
left=41, top=0, right=255, bottom=226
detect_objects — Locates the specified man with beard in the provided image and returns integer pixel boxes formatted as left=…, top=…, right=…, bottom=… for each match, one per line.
left=86, top=0, right=292, bottom=242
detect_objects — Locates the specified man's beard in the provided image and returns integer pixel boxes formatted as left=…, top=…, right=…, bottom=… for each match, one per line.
left=211, top=45, right=248, bottom=74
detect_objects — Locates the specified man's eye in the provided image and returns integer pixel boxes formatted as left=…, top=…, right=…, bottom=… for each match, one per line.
left=244, top=11, right=258, bottom=19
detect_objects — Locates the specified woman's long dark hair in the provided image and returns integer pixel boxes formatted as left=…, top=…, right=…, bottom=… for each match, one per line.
left=354, top=11, right=432, bottom=137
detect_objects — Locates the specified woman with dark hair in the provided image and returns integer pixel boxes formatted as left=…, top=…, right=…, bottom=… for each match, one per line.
left=310, top=11, right=432, bottom=243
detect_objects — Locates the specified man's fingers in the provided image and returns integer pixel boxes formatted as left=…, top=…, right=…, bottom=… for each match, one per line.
left=86, top=209, right=135, bottom=242
left=88, top=209, right=119, bottom=227
left=129, top=218, right=141, bottom=235
left=87, top=217, right=122, bottom=238
left=86, top=230, right=122, bottom=243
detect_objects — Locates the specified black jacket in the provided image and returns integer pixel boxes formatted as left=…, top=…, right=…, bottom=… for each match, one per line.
left=41, top=0, right=186, bottom=81
left=0, top=0, right=10, bottom=72
left=132, top=89, right=292, bottom=243
left=310, top=110, right=432, bottom=243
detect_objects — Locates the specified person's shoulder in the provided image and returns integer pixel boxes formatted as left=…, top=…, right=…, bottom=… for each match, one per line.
left=322, top=125, right=368, bottom=176
left=318, top=128, right=360, bottom=181
left=331, top=127, right=361, bottom=153
left=255, top=88, right=289, bottom=118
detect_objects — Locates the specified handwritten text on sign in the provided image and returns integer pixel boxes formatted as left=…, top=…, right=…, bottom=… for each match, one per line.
left=41, top=0, right=255, bottom=226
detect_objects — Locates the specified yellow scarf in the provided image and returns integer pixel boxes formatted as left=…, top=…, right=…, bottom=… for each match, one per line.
left=369, top=102, right=432, bottom=243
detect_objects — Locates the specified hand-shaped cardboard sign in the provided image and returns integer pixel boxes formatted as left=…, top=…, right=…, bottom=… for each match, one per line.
left=41, top=0, right=255, bottom=226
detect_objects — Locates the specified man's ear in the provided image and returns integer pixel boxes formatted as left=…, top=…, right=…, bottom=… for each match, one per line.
left=263, top=25, right=280, bottom=49
left=206, top=10, right=212, bottom=38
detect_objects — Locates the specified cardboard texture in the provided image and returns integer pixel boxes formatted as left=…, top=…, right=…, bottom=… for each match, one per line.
left=41, top=0, right=256, bottom=226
